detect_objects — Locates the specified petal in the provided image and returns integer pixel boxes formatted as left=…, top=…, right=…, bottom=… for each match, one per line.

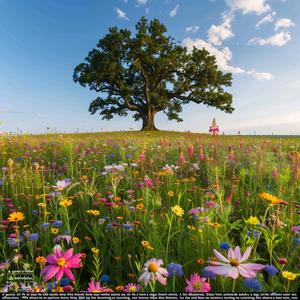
left=240, top=247, right=252, bottom=263
left=227, top=267, right=239, bottom=279
left=40, top=265, right=52, bottom=275
left=156, top=272, right=167, bottom=285
left=237, top=266, right=257, bottom=278
left=158, top=267, right=168, bottom=277
left=241, top=263, right=265, bottom=271
left=139, top=272, right=151, bottom=286
left=53, top=247, right=62, bottom=258
left=43, top=266, right=60, bottom=282
left=63, top=268, right=75, bottom=282
left=227, top=248, right=235, bottom=259
left=213, top=249, right=229, bottom=263
left=67, top=254, right=82, bottom=268
left=56, top=269, right=64, bottom=281
left=46, top=255, right=57, bottom=264
left=233, top=246, right=241, bottom=261
left=204, top=265, right=232, bottom=276
left=63, top=248, right=74, bottom=260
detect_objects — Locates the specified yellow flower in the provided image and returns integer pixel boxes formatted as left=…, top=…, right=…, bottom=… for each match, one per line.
left=51, top=228, right=59, bottom=234
left=208, top=222, right=222, bottom=228
left=187, top=225, right=196, bottom=230
left=91, top=247, right=100, bottom=255
left=167, top=191, right=174, bottom=197
left=37, top=203, right=47, bottom=208
left=72, top=237, right=80, bottom=244
left=59, top=199, right=73, bottom=207
left=247, top=216, right=260, bottom=226
left=171, top=205, right=184, bottom=217
left=141, top=240, right=153, bottom=250
left=8, top=211, right=25, bottom=222
left=86, top=210, right=100, bottom=216
left=259, top=192, right=282, bottom=205
left=282, top=271, right=297, bottom=281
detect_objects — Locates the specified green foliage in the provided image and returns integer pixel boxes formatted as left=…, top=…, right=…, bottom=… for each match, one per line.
left=73, top=17, right=234, bottom=130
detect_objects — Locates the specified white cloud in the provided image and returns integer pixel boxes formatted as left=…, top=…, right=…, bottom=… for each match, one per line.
left=116, top=8, right=129, bottom=20
left=170, top=4, right=179, bottom=17
left=226, top=0, right=271, bottom=15
left=182, top=37, right=273, bottom=80
left=274, top=18, right=295, bottom=31
left=246, top=69, right=274, bottom=80
left=185, top=26, right=199, bottom=34
left=208, top=13, right=234, bottom=46
left=255, top=12, right=276, bottom=28
left=248, top=31, right=291, bottom=46
left=136, top=0, right=147, bottom=6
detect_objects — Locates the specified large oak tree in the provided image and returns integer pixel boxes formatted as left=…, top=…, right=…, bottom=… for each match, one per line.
left=73, top=17, right=234, bottom=130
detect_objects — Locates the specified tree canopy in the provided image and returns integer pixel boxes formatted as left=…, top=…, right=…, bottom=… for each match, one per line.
left=73, top=17, right=234, bottom=130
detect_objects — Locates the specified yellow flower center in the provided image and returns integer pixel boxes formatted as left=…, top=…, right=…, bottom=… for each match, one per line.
left=230, top=258, right=239, bottom=267
left=129, top=286, right=136, bottom=292
left=56, top=257, right=66, bottom=267
left=148, top=262, right=159, bottom=273
left=193, top=281, right=202, bottom=290
left=92, top=289, right=103, bottom=293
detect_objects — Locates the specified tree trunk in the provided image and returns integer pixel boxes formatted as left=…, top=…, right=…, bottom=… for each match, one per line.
left=141, top=110, right=158, bottom=130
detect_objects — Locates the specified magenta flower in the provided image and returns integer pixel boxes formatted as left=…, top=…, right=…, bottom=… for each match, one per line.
left=41, top=247, right=82, bottom=282
left=138, top=258, right=168, bottom=286
left=185, top=273, right=211, bottom=292
left=204, top=246, right=264, bottom=279
left=124, top=283, right=141, bottom=293
left=87, top=279, right=113, bottom=293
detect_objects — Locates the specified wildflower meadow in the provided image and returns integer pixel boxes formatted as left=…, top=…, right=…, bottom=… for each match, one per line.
left=0, top=130, right=299, bottom=293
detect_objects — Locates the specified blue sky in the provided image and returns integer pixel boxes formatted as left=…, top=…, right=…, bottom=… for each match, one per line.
left=0, top=0, right=299, bottom=134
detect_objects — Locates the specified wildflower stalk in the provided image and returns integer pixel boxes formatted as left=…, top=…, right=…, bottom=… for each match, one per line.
left=165, top=213, right=174, bottom=265
left=232, top=279, right=236, bottom=292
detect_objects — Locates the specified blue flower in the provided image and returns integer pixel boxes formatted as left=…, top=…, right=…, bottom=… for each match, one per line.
left=53, top=220, right=63, bottom=227
left=29, top=233, right=39, bottom=241
left=167, top=263, right=184, bottom=277
left=101, top=274, right=110, bottom=283
left=32, top=210, right=38, bottom=216
left=244, top=278, right=261, bottom=291
left=202, top=268, right=216, bottom=280
left=264, top=264, right=278, bottom=276
left=126, top=154, right=132, bottom=159
left=293, top=237, right=300, bottom=245
left=60, top=277, right=70, bottom=286
left=0, top=179, right=3, bottom=187
left=220, top=242, right=230, bottom=251
left=123, top=223, right=133, bottom=231
left=41, top=223, right=50, bottom=229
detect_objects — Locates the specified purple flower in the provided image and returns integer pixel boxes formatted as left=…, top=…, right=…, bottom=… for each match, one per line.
left=124, top=283, right=141, bottom=293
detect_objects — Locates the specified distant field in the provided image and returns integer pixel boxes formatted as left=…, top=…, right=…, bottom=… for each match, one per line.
left=0, top=131, right=299, bottom=293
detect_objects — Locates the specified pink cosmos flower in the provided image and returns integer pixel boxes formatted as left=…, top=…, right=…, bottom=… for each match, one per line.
left=138, top=258, right=168, bottom=286
left=185, top=273, right=211, bottom=292
left=204, top=246, right=264, bottom=279
left=41, top=247, right=82, bottom=282
left=87, top=279, right=114, bottom=293
left=52, top=179, right=71, bottom=190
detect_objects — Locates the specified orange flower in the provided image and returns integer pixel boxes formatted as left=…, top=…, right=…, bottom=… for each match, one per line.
left=8, top=211, right=25, bottom=222
left=35, top=256, right=47, bottom=264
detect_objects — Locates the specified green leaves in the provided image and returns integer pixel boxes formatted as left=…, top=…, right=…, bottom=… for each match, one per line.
left=74, top=17, right=234, bottom=129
